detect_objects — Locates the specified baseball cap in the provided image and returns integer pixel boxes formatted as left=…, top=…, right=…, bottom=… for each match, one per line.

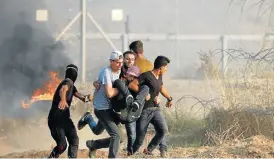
left=110, top=50, right=123, bottom=60
left=126, top=66, right=141, bottom=77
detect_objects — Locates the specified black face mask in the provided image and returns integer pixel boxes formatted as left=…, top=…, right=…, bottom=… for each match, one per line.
left=65, top=66, right=78, bottom=83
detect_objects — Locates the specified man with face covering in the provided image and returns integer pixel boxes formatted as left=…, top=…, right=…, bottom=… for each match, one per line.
left=47, top=64, right=93, bottom=158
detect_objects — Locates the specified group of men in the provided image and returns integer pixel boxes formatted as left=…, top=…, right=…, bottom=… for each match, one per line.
left=46, top=40, right=173, bottom=158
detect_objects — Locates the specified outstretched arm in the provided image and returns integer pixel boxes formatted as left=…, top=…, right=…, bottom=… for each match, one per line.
left=74, top=92, right=93, bottom=102
left=73, top=86, right=93, bottom=102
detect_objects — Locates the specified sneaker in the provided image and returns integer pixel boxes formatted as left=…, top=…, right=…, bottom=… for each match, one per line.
left=143, top=148, right=153, bottom=156
left=125, top=95, right=134, bottom=108
left=127, top=151, right=133, bottom=156
left=86, top=140, right=97, bottom=158
left=160, top=150, right=168, bottom=158
left=77, top=112, right=90, bottom=130
left=131, top=102, right=139, bottom=112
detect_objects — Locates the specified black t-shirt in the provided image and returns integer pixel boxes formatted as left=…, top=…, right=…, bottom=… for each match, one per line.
left=48, top=79, right=77, bottom=120
left=138, top=71, right=163, bottom=109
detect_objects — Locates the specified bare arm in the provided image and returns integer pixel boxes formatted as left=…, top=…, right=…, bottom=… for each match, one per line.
left=105, top=83, right=119, bottom=98
left=58, top=84, right=69, bottom=109
left=74, top=92, right=93, bottom=102
left=160, top=85, right=173, bottom=108
left=128, top=79, right=140, bottom=92
left=59, top=85, right=69, bottom=101
left=160, top=85, right=171, bottom=99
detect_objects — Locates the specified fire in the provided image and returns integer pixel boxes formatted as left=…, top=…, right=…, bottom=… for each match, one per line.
left=21, top=72, right=61, bottom=108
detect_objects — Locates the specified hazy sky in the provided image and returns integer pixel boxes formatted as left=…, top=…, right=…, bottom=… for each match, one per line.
left=43, top=0, right=274, bottom=78
left=44, top=0, right=273, bottom=34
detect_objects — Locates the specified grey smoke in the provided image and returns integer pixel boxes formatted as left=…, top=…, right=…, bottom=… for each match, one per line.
left=0, top=0, right=71, bottom=118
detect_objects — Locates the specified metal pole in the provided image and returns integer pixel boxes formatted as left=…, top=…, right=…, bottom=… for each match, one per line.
left=121, top=34, right=129, bottom=52
left=125, top=15, right=130, bottom=34
left=121, top=15, right=129, bottom=52
left=81, top=0, right=87, bottom=83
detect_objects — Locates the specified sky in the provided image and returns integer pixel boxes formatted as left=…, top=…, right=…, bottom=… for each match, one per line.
left=43, top=0, right=274, bottom=78
left=2, top=0, right=273, bottom=80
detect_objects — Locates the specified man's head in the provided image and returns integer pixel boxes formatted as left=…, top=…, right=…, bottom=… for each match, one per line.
left=129, top=40, right=143, bottom=55
left=125, top=66, right=141, bottom=82
left=123, top=51, right=136, bottom=68
left=109, top=50, right=123, bottom=72
left=154, top=56, right=170, bottom=75
left=65, top=64, right=78, bottom=83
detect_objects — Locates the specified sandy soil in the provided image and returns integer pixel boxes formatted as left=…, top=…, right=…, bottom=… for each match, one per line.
left=2, top=135, right=274, bottom=158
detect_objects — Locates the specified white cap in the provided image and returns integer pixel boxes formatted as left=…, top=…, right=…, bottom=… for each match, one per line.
left=110, top=50, right=123, bottom=60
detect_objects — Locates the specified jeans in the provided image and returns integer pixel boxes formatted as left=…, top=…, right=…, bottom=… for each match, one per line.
left=112, top=79, right=149, bottom=122
left=125, top=121, right=167, bottom=154
left=125, top=121, right=136, bottom=154
left=91, top=109, right=122, bottom=158
left=133, top=107, right=168, bottom=153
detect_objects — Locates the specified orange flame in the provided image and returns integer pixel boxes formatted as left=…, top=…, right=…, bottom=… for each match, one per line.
left=21, top=72, right=61, bottom=108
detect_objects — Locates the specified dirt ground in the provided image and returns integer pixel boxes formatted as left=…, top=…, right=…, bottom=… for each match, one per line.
left=2, top=135, right=274, bottom=158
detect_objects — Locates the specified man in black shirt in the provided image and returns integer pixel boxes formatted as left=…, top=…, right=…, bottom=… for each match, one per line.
left=47, top=64, right=92, bottom=158
left=129, top=56, right=173, bottom=157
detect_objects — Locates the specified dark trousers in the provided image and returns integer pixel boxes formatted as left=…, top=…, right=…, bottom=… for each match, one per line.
left=48, top=118, right=79, bottom=158
left=125, top=119, right=168, bottom=154
left=125, top=121, right=136, bottom=154
left=112, top=79, right=150, bottom=153
left=92, top=109, right=122, bottom=158
left=133, top=108, right=168, bottom=153
left=112, top=79, right=149, bottom=121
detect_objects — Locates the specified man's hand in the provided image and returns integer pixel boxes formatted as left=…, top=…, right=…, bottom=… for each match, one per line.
left=84, top=94, right=93, bottom=102
left=154, top=96, right=160, bottom=104
left=166, top=100, right=172, bottom=108
left=93, top=80, right=100, bottom=90
left=58, top=100, right=68, bottom=110
left=88, top=94, right=93, bottom=101
left=145, top=94, right=151, bottom=101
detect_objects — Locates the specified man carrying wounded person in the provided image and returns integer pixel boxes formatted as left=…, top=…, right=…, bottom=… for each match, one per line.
left=76, top=50, right=127, bottom=158
left=78, top=50, right=150, bottom=156
left=129, top=56, right=173, bottom=157
left=129, top=40, right=169, bottom=157
left=77, top=65, right=150, bottom=156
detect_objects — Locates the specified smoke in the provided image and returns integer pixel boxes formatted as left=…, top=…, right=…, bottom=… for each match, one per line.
left=0, top=0, right=71, bottom=118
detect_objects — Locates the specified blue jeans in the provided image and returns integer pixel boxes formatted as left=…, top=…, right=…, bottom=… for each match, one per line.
left=125, top=121, right=136, bottom=154
left=133, top=108, right=168, bottom=153
left=126, top=118, right=168, bottom=154
left=91, top=109, right=122, bottom=158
